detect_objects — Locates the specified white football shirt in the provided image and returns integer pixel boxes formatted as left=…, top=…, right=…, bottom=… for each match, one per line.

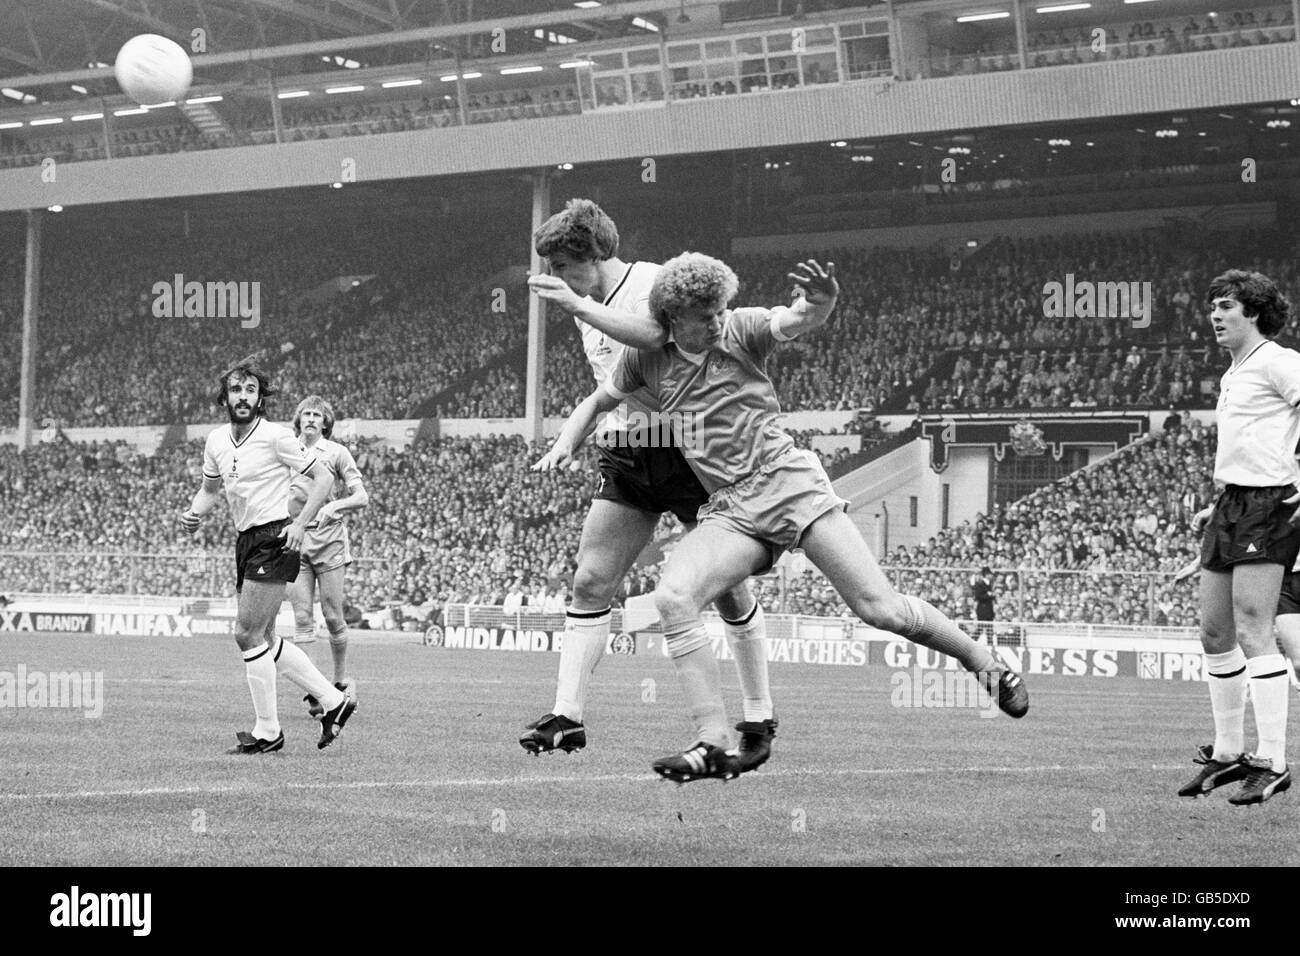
left=577, top=260, right=660, bottom=434
left=202, top=418, right=319, bottom=532
left=1215, top=339, right=1300, bottom=487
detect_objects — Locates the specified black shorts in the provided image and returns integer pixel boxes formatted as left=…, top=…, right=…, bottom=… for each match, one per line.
left=1201, top=484, right=1300, bottom=573
left=1278, top=571, right=1300, bottom=616
left=235, top=519, right=301, bottom=592
left=593, top=433, right=709, bottom=524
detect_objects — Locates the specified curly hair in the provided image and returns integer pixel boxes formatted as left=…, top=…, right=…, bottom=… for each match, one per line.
left=648, top=252, right=739, bottom=331
left=292, top=395, right=336, bottom=439
left=1207, top=269, right=1291, bottom=337
left=213, top=361, right=276, bottom=415
left=533, top=198, right=619, bottom=262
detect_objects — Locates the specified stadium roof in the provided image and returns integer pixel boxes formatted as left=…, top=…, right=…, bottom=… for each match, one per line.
left=0, top=0, right=878, bottom=99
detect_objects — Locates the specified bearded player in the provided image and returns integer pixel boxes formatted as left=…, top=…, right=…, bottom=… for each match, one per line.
left=520, top=200, right=776, bottom=772
left=181, top=363, right=358, bottom=753
left=284, top=395, right=369, bottom=717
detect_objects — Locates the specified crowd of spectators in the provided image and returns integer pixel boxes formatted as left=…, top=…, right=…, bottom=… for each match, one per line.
left=0, top=415, right=1216, bottom=629
left=767, top=418, right=1214, bottom=625
left=10, top=226, right=1300, bottom=429
left=919, top=4, right=1294, bottom=77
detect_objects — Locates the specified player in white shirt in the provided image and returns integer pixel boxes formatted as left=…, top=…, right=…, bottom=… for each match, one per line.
left=181, top=363, right=358, bottom=754
left=285, top=396, right=369, bottom=718
left=1182, top=270, right=1299, bottom=804
left=520, top=200, right=775, bottom=771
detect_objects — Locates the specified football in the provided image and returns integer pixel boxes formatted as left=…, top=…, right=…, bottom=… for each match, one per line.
left=113, top=34, right=193, bottom=106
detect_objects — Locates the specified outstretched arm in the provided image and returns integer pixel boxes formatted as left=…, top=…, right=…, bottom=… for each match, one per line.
left=533, top=386, right=623, bottom=471
left=528, top=274, right=667, bottom=350
left=772, top=259, right=839, bottom=339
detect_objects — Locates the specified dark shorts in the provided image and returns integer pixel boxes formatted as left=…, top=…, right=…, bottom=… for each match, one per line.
left=593, top=432, right=709, bottom=524
left=1278, top=571, right=1300, bottom=617
left=1201, top=484, right=1300, bottom=573
left=235, top=519, right=301, bottom=592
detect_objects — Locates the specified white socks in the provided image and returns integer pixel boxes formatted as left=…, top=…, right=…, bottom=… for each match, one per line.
left=242, top=643, right=280, bottom=741
left=665, top=620, right=729, bottom=750
left=1247, top=653, right=1290, bottom=772
left=722, top=602, right=772, bottom=723
left=553, top=608, right=611, bottom=722
left=273, top=637, right=344, bottom=712
left=1205, top=647, right=1247, bottom=762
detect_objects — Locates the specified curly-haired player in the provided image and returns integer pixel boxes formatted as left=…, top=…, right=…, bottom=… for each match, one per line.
left=537, top=253, right=1028, bottom=783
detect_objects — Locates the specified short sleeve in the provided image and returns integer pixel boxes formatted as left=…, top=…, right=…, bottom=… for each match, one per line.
left=337, top=447, right=364, bottom=490
left=202, top=433, right=220, bottom=480
left=1268, top=346, right=1300, bottom=406
left=275, top=430, right=316, bottom=474
left=729, top=307, right=780, bottom=362
left=608, top=348, right=647, bottom=399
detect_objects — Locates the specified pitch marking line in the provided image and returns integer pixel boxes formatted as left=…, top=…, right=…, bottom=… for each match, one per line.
left=0, top=763, right=1188, bottom=802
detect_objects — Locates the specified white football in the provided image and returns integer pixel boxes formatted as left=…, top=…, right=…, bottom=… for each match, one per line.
left=114, top=34, right=193, bottom=106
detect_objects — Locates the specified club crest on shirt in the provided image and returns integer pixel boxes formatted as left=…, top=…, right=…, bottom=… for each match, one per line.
left=708, top=354, right=726, bottom=375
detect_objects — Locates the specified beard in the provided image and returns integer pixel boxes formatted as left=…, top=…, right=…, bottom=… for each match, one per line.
left=226, top=402, right=256, bottom=424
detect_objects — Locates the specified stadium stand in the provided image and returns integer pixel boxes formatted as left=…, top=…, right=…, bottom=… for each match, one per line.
left=0, top=417, right=1213, bottom=626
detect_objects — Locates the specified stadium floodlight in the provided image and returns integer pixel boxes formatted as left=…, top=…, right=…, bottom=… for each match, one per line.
left=382, top=79, right=422, bottom=88
left=1123, top=0, right=1159, bottom=4
left=560, top=60, right=594, bottom=68
left=71, top=113, right=103, bottom=121
left=956, top=11, right=1009, bottom=21
left=0, top=121, right=22, bottom=129
left=277, top=90, right=310, bottom=98
left=325, top=85, right=365, bottom=94
left=574, top=1, right=602, bottom=7
left=186, top=95, right=223, bottom=104
left=1036, top=3, right=1090, bottom=11
left=47, top=205, right=63, bottom=212
left=500, top=65, right=544, bottom=75
left=113, top=107, right=148, bottom=116
left=29, top=118, right=63, bottom=125
left=71, top=84, right=88, bottom=94
left=632, top=16, right=660, bottom=31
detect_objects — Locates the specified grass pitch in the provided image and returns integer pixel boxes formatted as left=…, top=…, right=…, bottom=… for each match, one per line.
left=2, top=632, right=1298, bottom=867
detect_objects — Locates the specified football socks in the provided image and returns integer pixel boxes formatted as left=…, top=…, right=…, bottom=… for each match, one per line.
left=723, top=601, right=773, bottom=723
left=1206, top=647, right=1248, bottom=762
left=553, top=607, right=611, bottom=722
left=1247, top=653, right=1289, bottom=772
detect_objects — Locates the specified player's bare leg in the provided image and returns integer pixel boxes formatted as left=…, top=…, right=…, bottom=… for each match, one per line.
left=287, top=565, right=318, bottom=645
left=798, top=508, right=1028, bottom=717
left=521, top=499, right=659, bottom=755
left=1275, top=614, right=1300, bottom=686
left=1227, top=562, right=1291, bottom=804
left=651, top=524, right=767, bottom=782
left=316, top=566, right=350, bottom=687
